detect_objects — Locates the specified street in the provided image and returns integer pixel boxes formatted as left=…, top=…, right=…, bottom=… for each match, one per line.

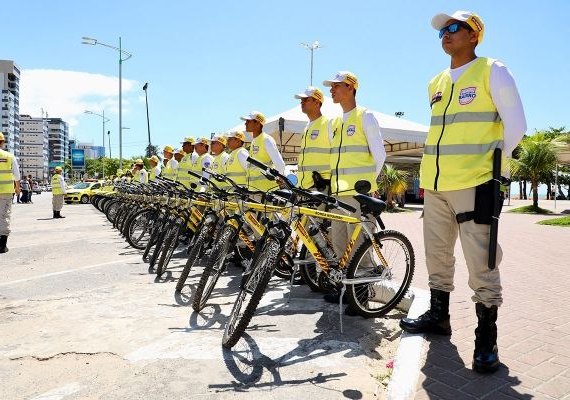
left=0, top=194, right=402, bottom=400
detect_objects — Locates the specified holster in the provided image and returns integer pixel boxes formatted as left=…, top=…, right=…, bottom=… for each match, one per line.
left=456, top=180, right=505, bottom=225
left=312, top=171, right=330, bottom=192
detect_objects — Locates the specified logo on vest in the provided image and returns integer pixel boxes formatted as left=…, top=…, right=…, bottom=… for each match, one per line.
left=213, top=162, right=219, bottom=169
left=431, top=91, right=442, bottom=107
left=458, top=87, right=477, bottom=105
left=252, top=145, right=259, bottom=154
left=204, top=161, right=211, bottom=168
left=310, top=130, right=319, bottom=140
left=228, top=157, right=234, bottom=165
left=346, top=125, right=356, bottom=136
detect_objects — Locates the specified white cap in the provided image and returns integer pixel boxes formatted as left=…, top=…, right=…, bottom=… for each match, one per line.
left=431, top=10, right=485, bottom=43
left=322, top=71, right=359, bottom=90
left=294, top=86, right=324, bottom=103
left=239, top=111, right=266, bottom=125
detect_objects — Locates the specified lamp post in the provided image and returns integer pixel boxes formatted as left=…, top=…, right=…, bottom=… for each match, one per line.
left=84, top=110, right=110, bottom=178
left=107, top=130, right=111, bottom=158
left=82, top=36, right=132, bottom=170
left=300, top=41, right=322, bottom=86
left=142, top=82, right=151, bottom=155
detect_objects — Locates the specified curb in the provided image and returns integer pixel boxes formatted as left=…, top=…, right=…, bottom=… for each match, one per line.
left=386, top=287, right=430, bottom=400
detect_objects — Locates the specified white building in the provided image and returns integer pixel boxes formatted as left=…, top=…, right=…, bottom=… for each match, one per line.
left=47, top=117, right=69, bottom=172
left=0, top=60, right=21, bottom=157
left=19, top=115, right=49, bottom=181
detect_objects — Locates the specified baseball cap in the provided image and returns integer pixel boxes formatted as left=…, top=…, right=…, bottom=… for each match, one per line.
left=431, top=10, right=485, bottom=44
left=0, top=132, right=4, bottom=141
left=54, top=166, right=63, bottom=172
left=294, top=86, right=324, bottom=103
left=149, top=155, right=159, bottom=163
left=323, top=71, right=359, bottom=90
left=135, top=158, right=144, bottom=165
left=228, top=131, right=246, bottom=142
left=181, top=136, right=195, bottom=144
left=163, top=145, right=174, bottom=153
left=240, top=111, right=266, bottom=125
left=196, top=137, right=209, bottom=146
left=211, top=135, right=227, bottom=146
left=175, top=149, right=186, bottom=156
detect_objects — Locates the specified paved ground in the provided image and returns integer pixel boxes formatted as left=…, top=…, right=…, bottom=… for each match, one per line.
left=0, top=194, right=402, bottom=400
left=379, top=200, right=570, bottom=400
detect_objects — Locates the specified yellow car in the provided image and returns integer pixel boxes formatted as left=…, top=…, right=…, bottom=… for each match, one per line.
left=64, top=181, right=105, bottom=204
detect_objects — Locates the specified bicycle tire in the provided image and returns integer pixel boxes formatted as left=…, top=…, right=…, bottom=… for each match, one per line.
left=126, top=209, right=155, bottom=249
left=149, top=225, right=169, bottom=269
left=174, top=223, right=210, bottom=293
left=298, top=245, right=324, bottom=292
left=345, top=230, right=415, bottom=318
left=156, top=221, right=183, bottom=277
left=192, top=224, right=238, bottom=312
left=222, top=237, right=281, bottom=349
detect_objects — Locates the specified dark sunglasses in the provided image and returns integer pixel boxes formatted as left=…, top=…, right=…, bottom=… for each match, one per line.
left=438, top=22, right=471, bottom=39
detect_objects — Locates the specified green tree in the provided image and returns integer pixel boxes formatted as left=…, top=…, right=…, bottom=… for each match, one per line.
left=145, top=143, right=160, bottom=158
left=378, top=164, right=409, bottom=208
left=510, top=132, right=567, bottom=209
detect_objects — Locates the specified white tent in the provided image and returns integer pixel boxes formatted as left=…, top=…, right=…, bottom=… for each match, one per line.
left=227, top=96, right=428, bottom=164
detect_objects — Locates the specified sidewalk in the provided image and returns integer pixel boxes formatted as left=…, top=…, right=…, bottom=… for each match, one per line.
left=383, top=200, right=570, bottom=399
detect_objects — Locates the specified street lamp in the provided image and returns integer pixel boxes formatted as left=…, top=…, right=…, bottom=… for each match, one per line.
left=142, top=82, right=152, bottom=155
left=84, top=110, right=109, bottom=156
left=395, top=111, right=405, bottom=118
left=82, top=36, right=132, bottom=169
left=300, top=41, right=322, bottom=86
left=107, top=130, right=111, bottom=158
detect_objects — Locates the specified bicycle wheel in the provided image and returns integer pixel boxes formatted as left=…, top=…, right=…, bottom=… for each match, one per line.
left=345, top=230, right=415, bottom=318
left=298, top=245, right=324, bottom=292
left=192, top=224, right=238, bottom=312
left=222, top=237, right=281, bottom=349
left=175, top=223, right=210, bottom=293
left=149, top=224, right=169, bottom=269
left=156, top=221, right=183, bottom=277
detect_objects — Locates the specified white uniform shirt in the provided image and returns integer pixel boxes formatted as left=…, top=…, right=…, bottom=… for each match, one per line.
left=258, top=134, right=286, bottom=174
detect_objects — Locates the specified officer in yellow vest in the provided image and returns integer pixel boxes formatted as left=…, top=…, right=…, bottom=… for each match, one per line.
left=148, top=156, right=161, bottom=181
left=294, top=86, right=331, bottom=191
left=225, top=131, right=249, bottom=187
left=51, top=166, right=67, bottom=219
left=399, top=11, right=526, bottom=374
left=176, top=137, right=196, bottom=188
left=322, top=72, right=386, bottom=309
left=161, top=145, right=178, bottom=180
left=210, top=135, right=229, bottom=188
left=241, top=111, right=285, bottom=191
left=0, top=132, right=21, bottom=253
left=190, top=138, right=214, bottom=190
left=133, top=159, right=148, bottom=183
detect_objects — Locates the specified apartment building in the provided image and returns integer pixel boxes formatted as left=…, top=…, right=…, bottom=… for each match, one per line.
left=0, top=60, right=21, bottom=156
left=19, top=115, right=49, bottom=181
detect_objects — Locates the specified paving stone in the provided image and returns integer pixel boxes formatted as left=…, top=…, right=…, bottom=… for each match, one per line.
left=517, top=349, right=556, bottom=366
left=536, top=375, right=570, bottom=399
left=527, top=362, right=567, bottom=381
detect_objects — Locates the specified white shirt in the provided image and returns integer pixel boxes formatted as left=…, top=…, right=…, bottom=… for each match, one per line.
left=57, top=175, right=66, bottom=194
left=448, top=58, right=527, bottom=156
left=12, top=157, right=21, bottom=181
left=235, top=148, right=250, bottom=170
left=328, top=109, right=387, bottom=175
left=138, top=169, right=148, bottom=183
left=261, top=134, right=286, bottom=174
left=152, top=165, right=161, bottom=178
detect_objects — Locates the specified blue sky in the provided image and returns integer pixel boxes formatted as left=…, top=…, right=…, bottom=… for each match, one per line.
left=5, top=0, right=570, bottom=158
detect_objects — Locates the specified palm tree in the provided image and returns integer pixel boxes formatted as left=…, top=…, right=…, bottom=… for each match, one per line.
left=378, top=164, right=409, bottom=208
left=510, top=132, right=567, bottom=209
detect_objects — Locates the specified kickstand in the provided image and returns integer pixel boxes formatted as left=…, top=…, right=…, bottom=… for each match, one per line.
left=287, top=264, right=299, bottom=304
left=339, top=285, right=346, bottom=334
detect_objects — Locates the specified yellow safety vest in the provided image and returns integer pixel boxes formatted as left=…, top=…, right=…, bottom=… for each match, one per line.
left=133, top=169, right=141, bottom=183
left=298, top=116, right=331, bottom=189
left=420, top=57, right=504, bottom=191
left=149, top=166, right=160, bottom=181
left=211, top=152, right=229, bottom=188
left=190, top=153, right=213, bottom=181
left=51, top=174, right=64, bottom=195
left=226, top=147, right=249, bottom=187
left=0, top=149, right=15, bottom=194
left=330, top=107, right=378, bottom=196
left=247, top=133, right=279, bottom=191
left=176, top=153, right=194, bottom=188
left=162, top=159, right=177, bottom=180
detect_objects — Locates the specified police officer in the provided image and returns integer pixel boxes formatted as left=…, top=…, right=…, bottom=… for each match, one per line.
left=51, top=166, right=67, bottom=219
left=294, top=86, right=331, bottom=192
left=241, top=111, right=285, bottom=191
left=162, top=145, right=178, bottom=180
left=176, top=137, right=196, bottom=188
left=225, top=131, right=249, bottom=187
left=210, top=135, right=229, bottom=188
left=399, top=11, right=526, bottom=374
left=190, top=138, right=214, bottom=190
left=148, top=156, right=161, bottom=181
left=323, top=71, right=386, bottom=290
left=0, top=132, right=20, bottom=253
left=133, top=159, right=148, bottom=184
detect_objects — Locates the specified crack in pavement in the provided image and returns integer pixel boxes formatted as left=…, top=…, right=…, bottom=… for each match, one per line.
left=9, top=351, right=123, bottom=362
left=27, top=296, right=82, bottom=302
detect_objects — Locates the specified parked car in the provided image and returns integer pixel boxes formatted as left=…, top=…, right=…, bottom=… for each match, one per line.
left=64, top=181, right=104, bottom=204
left=45, top=185, right=52, bottom=192
left=32, top=183, right=42, bottom=194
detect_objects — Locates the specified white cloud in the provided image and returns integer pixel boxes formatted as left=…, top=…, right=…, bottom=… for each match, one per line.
left=19, top=69, right=138, bottom=134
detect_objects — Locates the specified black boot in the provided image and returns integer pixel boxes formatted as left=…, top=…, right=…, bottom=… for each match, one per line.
left=55, top=211, right=65, bottom=219
left=0, top=235, right=8, bottom=253
left=53, top=210, right=57, bottom=219
left=399, top=289, right=452, bottom=335
left=473, top=303, right=500, bottom=373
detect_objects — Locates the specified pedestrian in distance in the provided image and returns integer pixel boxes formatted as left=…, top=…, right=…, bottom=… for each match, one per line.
left=51, top=166, right=67, bottom=218
left=399, top=10, right=526, bottom=374
left=20, top=177, right=30, bottom=204
left=0, top=131, right=21, bottom=253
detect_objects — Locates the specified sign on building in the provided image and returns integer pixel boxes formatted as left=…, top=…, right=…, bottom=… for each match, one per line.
left=71, top=148, right=85, bottom=169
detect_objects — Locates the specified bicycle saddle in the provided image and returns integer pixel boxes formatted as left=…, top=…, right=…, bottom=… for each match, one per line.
left=353, top=194, right=386, bottom=216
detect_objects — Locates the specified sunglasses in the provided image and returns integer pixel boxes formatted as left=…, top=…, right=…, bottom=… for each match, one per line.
left=438, top=22, right=471, bottom=39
